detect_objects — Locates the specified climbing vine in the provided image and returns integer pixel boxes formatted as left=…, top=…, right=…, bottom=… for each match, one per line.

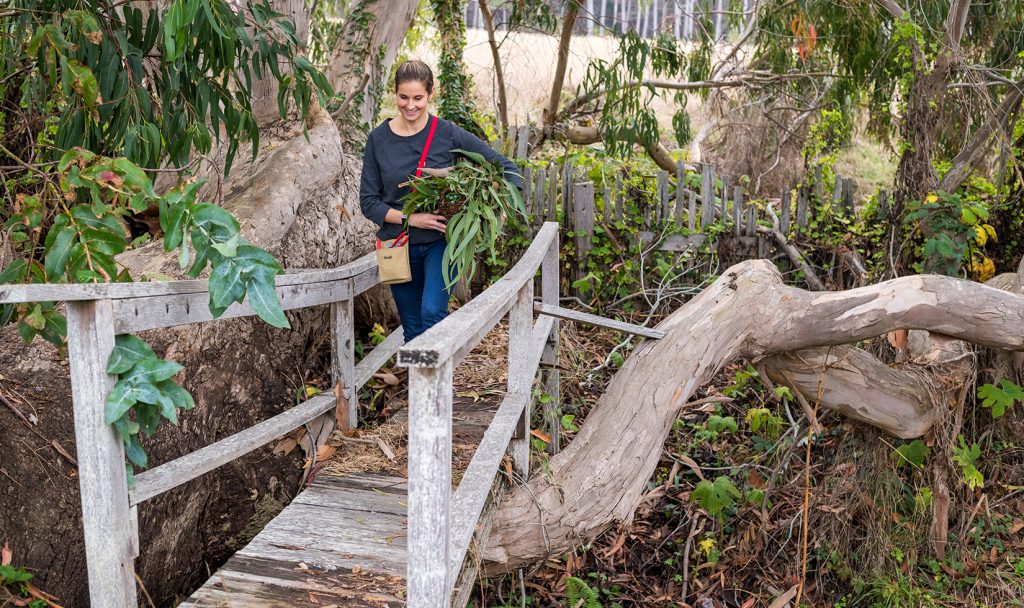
left=430, top=0, right=485, bottom=138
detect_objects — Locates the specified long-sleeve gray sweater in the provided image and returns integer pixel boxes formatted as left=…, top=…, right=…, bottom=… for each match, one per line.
left=359, top=115, right=523, bottom=245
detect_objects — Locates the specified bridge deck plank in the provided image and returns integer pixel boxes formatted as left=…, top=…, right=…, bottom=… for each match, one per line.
left=179, top=394, right=502, bottom=607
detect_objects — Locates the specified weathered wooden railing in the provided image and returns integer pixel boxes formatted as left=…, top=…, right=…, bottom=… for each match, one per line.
left=398, top=221, right=561, bottom=606
left=0, top=251, right=406, bottom=607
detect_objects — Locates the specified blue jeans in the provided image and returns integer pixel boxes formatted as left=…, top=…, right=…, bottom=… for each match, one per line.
left=390, top=239, right=452, bottom=343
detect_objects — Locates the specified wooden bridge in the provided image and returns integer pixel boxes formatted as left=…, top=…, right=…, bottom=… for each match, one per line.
left=1, top=222, right=649, bottom=606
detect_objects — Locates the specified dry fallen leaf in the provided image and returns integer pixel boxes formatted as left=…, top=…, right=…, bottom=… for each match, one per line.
left=530, top=429, right=552, bottom=443
left=376, top=438, right=396, bottom=462
left=767, top=584, right=798, bottom=608
left=272, top=437, right=299, bottom=457
left=373, top=372, right=400, bottom=386
left=352, top=564, right=362, bottom=574
left=316, top=445, right=337, bottom=460
left=679, top=454, right=705, bottom=481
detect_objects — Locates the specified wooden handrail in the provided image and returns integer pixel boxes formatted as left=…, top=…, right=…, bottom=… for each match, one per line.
left=403, top=222, right=561, bottom=607
left=128, top=327, right=404, bottom=506
left=0, top=252, right=377, bottom=305
left=398, top=223, right=559, bottom=368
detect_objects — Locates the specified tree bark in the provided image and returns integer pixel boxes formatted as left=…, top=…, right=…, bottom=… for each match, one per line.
left=540, top=0, right=581, bottom=130
left=0, top=2, right=415, bottom=604
left=482, top=260, right=1024, bottom=573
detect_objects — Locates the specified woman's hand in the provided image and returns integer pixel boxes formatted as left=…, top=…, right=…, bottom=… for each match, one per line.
left=408, top=212, right=447, bottom=233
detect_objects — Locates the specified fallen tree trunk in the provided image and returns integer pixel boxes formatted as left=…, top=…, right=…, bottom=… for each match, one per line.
left=482, top=260, right=1024, bottom=573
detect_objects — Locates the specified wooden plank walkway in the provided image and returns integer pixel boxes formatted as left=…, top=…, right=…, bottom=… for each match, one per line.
left=180, top=394, right=504, bottom=607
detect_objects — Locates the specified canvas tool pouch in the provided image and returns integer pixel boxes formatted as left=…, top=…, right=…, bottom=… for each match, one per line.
left=374, top=115, right=439, bottom=286
left=376, top=236, right=411, bottom=285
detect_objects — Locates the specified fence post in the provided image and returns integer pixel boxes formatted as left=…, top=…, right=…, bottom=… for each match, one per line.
left=700, top=164, right=714, bottom=229
left=656, top=170, right=670, bottom=225
left=573, top=182, right=595, bottom=291
left=733, top=186, right=744, bottom=237
left=407, top=359, right=454, bottom=607
left=331, top=293, right=357, bottom=429
left=516, top=125, right=530, bottom=159
left=67, top=299, right=138, bottom=608
left=720, top=175, right=730, bottom=219
left=508, top=282, right=534, bottom=476
left=796, top=185, right=809, bottom=229
left=688, top=190, right=697, bottom=233
left=674, top=161, right=686, bottom=225
left=541, top=230, right=561, bottom=453
left=547, top=162, right=558, bottom=223
left=780, top=187, right=791, bottom=234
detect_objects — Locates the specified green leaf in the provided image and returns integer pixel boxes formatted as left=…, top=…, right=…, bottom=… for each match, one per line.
left=977, top=380, right=1024, bottom=418
left=246, top=276, right=289, bottom=328
left=44, top=224, right=77, bottom=280
left=122, top=358, right=184, bottom=385
left=124, top=434, right=148, bottom=468
left=105, top=382, right=137, bottom=424
left=894, top=439, right=930, bottom=469
left=157, top=379, right=195, bottom=410
left=209, top=258, right=246, bottom=311
left=107, top=334, right=157, bottom=374
left=65, top=59, right=101, bottom=116
left=0, top=259, right=29, bottom=284
left=210, top=233, right=240, bottom=257
left=691, top=475, right=742, bottom=521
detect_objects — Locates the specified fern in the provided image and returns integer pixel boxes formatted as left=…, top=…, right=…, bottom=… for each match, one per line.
left=565, top=576, right=602, bottom=608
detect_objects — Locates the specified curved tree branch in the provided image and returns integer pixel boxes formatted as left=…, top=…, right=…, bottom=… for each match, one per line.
left=482, top=260, right=1024, bottom=573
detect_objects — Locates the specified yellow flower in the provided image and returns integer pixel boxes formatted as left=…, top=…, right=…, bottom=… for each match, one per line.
left=925, top=194, right=938, bottom=203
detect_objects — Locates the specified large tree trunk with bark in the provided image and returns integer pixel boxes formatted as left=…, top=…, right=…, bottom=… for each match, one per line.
left=482, top=260, right=1024, bottom=573
left=0, top=1, right=417, bottom=604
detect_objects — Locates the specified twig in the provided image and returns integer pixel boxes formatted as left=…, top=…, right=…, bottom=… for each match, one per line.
left=759, top=203, right=826, bottom=290
left=795, top=347, right=833, bottom=607
left=0, top=390, right=34, bottom=428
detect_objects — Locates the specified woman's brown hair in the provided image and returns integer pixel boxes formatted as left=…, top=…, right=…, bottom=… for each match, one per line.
left=394, top=60, right=434, bottom=93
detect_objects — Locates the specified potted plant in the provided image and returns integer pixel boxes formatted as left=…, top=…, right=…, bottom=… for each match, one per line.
left=402, top=150, right=526, bottom=288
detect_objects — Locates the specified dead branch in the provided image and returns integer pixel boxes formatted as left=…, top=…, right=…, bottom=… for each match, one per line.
left=482, top=260, right=1024, bottom=573
left=757, top=203, right=826, bottom=290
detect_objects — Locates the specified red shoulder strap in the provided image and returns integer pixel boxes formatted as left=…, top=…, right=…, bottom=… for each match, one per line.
left=414, top=115, right=439, bottom=178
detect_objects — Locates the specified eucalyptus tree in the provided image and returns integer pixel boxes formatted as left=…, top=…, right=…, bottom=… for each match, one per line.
left=0, top=0, right=418, bottom=603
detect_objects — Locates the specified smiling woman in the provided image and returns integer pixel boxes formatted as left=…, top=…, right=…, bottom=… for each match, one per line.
left=358, top=59, right=522, bottom=343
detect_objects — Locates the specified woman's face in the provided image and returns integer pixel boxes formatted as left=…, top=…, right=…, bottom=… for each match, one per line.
left=395, top=80, right=431, bottom=123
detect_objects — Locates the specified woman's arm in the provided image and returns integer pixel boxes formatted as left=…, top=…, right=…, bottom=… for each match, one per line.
left=452, top=125, right=524, bottom=190
left=358, top=135, right=392, bottom=227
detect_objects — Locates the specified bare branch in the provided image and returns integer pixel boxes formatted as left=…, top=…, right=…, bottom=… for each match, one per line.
left=875, top=0, right=907, bottom=19
left=944, top=0, right=972, bottom=49
left=542, top=0, right=581, bottom=128
left=937, top=76, right=1024, bottom=193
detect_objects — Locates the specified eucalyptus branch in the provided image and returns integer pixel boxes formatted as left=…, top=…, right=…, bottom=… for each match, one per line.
left=560, top=73, right=839, bottom=121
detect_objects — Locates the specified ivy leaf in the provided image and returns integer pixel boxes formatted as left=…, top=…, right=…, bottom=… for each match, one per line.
left=124, top=434, right=147, bottom=468
left=157, top=379, right=195, bottom=410
left=107, top=334, right=157, bottom=374
left=977, top=380, right=1024, bottom=418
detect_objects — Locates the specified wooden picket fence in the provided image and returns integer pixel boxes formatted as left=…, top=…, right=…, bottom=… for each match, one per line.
left=495, top=124, right=865, bottom=294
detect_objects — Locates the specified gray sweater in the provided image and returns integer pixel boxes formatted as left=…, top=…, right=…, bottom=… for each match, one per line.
left=359, top=115, right=523, bottom=245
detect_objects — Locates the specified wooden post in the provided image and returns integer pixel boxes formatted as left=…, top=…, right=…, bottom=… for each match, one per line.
left=814, top=165, right=824, bottom=206
left=573, top=182, right=595, bottom=291
left=656, top=170, right=669, bottom=224
left=508, top=282, right=533, bottom=476
left=746, top=206, right=757, bottom=237
left=844, top=179, right=857, bottom=217
left=561, top=160, right=574, bottom=229
left=688, top=190, right=697, bottom=233
left=516, top=125, right=530, bottom=159
left=541, top=231, right=561, bottom=453
left=406, top=359, right=454, bottom=607
left=720, top=175, right=730, bottom=219
left=331, top=294, right=357, bottom=429
left=674, top=161, right=686, bottom=225
left=733, top=186, right=744, bottom=237
left=534, top=167, right=548, bottom=232
left=796, top=185, right=809, bottom=230
left=700, top=164, right=714, bottom=229
left=779, top=187, right=791, bottom=234
left=67, top=299, right=138, bottom=608
left=547, top=162, right=558, bottom=223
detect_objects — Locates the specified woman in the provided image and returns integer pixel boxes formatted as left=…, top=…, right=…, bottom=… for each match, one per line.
left=359, top=60, right=522, bottom=343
